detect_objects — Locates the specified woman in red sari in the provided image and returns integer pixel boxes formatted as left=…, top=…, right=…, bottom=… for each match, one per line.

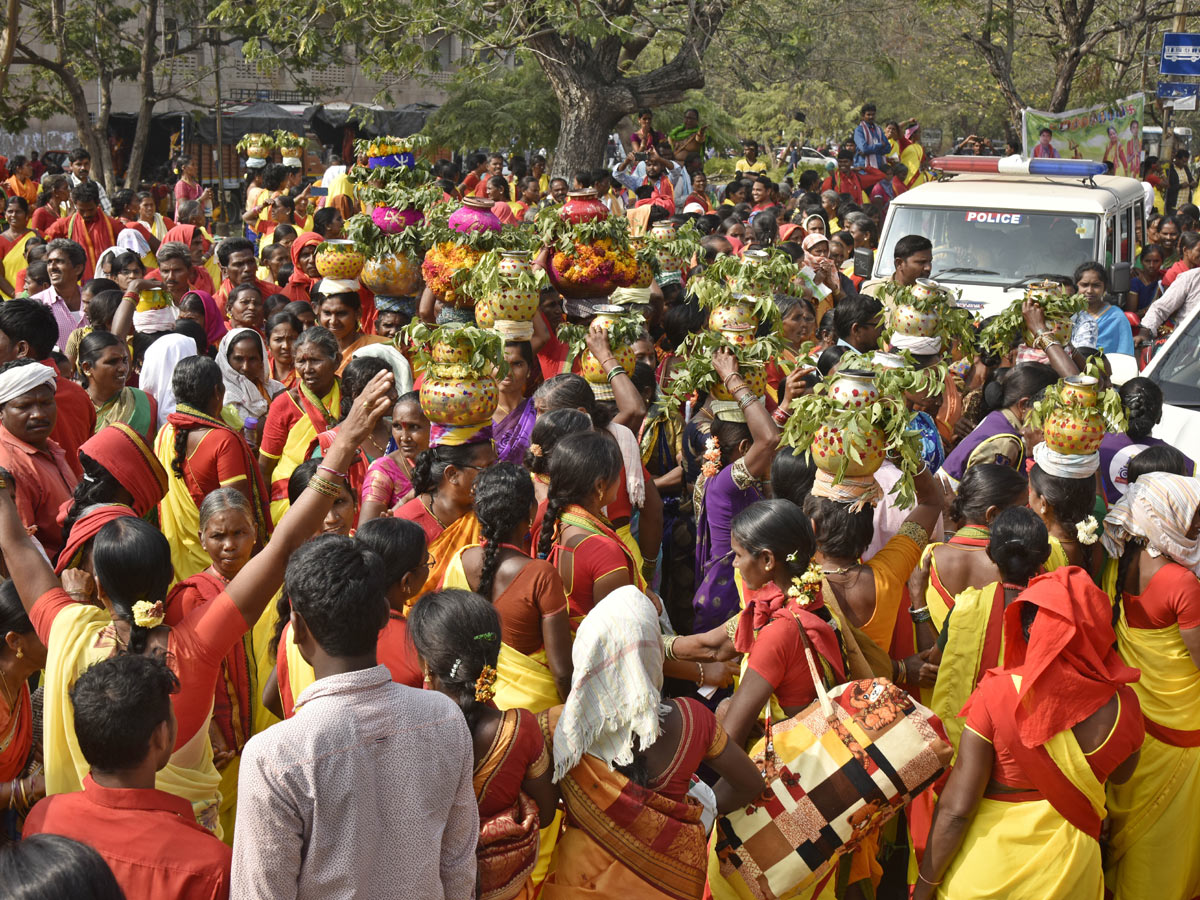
left=914, top=567, right=1144, bottom=899
left=542, top=585, right=764, bottom=900
left=534, top=430, right=639, bottom=629
left=410, top=588, right=559, bottom=900
left=0, top=578, right=47, bottom=826
left=278, top=231, right=322, bottom=304
left=164, top=487, right=260, bottom=840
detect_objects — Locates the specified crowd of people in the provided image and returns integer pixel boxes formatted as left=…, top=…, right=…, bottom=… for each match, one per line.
left=0, top=101, right=1195, bottom=900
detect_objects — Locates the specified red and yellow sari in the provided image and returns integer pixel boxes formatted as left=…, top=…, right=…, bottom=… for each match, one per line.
left=260, top=381, right=340, bottom=524
left=538, top=705, right=709, bottom=900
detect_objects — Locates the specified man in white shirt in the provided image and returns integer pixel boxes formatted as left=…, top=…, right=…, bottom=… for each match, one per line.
left=232, top=535, right=478, bottom=900
left=67, top=148, right=112, bottom=214
left=1137, top=263, right=1200, bottom=343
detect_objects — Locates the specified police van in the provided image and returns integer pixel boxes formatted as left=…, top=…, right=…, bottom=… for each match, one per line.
left=869, top=156, right=1143, bottom=319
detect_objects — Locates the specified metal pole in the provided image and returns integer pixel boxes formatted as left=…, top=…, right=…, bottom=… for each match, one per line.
left=212, top=33, right=225, bottom=233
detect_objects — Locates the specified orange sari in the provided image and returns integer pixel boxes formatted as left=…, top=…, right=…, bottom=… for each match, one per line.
left=538, top=706, right=708, bottom=900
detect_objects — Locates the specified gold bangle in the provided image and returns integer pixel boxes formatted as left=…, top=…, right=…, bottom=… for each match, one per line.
left=695, top=662, right=704, bottom=687
left=307, top=474, right=342, bottom=498
left=917, top=872, right=943, bottom=887
left=725, top=616, right=739, bottom=644
left=663, top=634, right=678, bottom=661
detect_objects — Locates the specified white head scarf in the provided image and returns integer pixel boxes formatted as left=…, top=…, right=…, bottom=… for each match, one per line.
left=116, top=227, right=151, bottom=258
left=552, top=585, right=664, bottom=782
left=0, top=363, right=57, bottom=405
left=1102, top=472, right=1200, bottom=576
left=139, top=333, right=198, bottom=429
left=217, top=328, right=285, bottom=422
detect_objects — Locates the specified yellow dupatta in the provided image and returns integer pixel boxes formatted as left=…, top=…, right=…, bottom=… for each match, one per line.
left=1, top=231, right=32, bottom=299
left=441, top=548, right=562, bottom=714
left=44, top=604, right=223, bottom=836
left=931, top=583, right=1005, bottom=752
left=269, top=382, right=341, bottom=524
left=155, top=422, right=212, bottom=582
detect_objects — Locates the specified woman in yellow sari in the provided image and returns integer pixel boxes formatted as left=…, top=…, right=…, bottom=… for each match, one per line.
left=441, top=461, right=573, bottom=712
left=915, top=568, right=1143, bottom=900
left=542, top=585, right=764, bottom=899
left=259, top=326, right=341, bottom=523
left=1100, top=472, right=1200, bottom=900
left=0, top=196, right=35, bottom=299
left=0, top=369, right=391, bottom=841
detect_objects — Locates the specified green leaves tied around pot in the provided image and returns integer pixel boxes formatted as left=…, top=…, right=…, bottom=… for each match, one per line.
left=556, top=310, right=647, bottom=367
left=688, top=249, right=795, bottom=323
left=344, top=212, right=429, bottom=261
left=465, top=250, right=548, bottom=300
left=881, top=282, right=978, bottom=358
left=352, top=134, right=432, bottom=158
left=270, top=130, right=305, bottom=152
left=1026, top=375, right=1128, bottom=435
left=400, top=321, right=509, bottom=379
left=839, top=348, right=950, bottom=401
left=424, top=203, right=535, bottom=253
left=235, top=133, right=273, bottom=153
left=355, top=177, right=445, bottom=215
left=661, top=329, right=784, bottom=415
left=980, top=291, right=1086, bottom=358
left=534, top=204, right=633, bottom=254
left=646, top=220, right=702, bottom=264
left=779, top=375, right=926, bottom=509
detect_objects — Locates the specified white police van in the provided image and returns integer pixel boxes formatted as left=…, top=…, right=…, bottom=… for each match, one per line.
left=870, top=157, right=1144, bottom=321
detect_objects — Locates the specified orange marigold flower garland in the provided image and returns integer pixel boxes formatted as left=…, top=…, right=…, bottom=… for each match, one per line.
left=701, top=436, right=721, bottom=479
left=422, top=243, right=483, bottom=303
left=552, top=237, right=637, bottom=288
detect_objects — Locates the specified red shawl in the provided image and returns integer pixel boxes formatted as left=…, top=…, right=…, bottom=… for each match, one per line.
left=280, top=231, right=323, bottom=304
left=79, top=423, right=169, bottom=516
left=55, top=504, right=136, bottom=574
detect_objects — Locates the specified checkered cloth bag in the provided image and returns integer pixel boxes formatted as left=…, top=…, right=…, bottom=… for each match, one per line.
left=713, top=629, right=952, bottom=900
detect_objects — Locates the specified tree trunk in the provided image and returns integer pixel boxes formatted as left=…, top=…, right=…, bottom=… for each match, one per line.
left=0, top=0, right=19, bottom=98
left=124, top=0, right=159, bottom=190
left=90, top=71, right=117, bottom=194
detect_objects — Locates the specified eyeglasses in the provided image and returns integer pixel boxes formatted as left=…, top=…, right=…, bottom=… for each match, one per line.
left=424, top=551, right=436, bottom=568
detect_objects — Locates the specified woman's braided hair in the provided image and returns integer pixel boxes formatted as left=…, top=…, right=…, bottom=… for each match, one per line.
left=536, top=431, right=622, bottom=560
left=472, top=462, right=535, bottom=599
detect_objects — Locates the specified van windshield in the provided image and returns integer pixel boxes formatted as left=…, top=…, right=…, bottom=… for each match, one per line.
left=877, top=206, right=1100, bottom=286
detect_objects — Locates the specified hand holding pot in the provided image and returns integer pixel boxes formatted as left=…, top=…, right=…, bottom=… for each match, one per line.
left=1021, top=298, right=1048, bottom=338
left=585, top=322, right=614, bottom=361
left=712, top=347, right=739, bottom=384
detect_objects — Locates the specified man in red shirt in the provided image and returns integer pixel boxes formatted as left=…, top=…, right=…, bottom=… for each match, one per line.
left=0, top=358, right=78, bottom=559
left=44, top=181, right=125, bottom=280
left=214, top=236, right=278, bottom=315
left=473, top=153, right=507, bottom=198
left=24, top=653, right=232, bottom=900
left=0, top=298, right=95, bottom=475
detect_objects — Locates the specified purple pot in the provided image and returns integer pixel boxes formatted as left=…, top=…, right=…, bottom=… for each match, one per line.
left=371, top=206, right=424, bottom=234
left=448, top=198, right=503, bottom=234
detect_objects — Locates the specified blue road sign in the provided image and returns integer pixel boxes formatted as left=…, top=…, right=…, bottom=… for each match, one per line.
left=1158, top=82, right=1200, bottom=100
left=1161, top=33, right=1200, bottom=76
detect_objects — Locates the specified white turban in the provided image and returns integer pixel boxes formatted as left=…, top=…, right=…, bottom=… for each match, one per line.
left=0, top=363, right=57, bottom=405
left=1033, top=441, right=1100, bottom=478
left=316, top=277, right=360, bottom=296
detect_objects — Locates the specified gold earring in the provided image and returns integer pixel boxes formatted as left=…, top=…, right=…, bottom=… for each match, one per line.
left=15, top=647, right=22, bottom=659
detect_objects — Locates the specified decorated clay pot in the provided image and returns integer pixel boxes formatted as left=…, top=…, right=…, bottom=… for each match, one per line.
left=581, top=343, right=637, bottom=384
left=497, top=250, right=533, bottom=278
left=649, top=221, right=676, bottom=241
left=580, top=306, right=636, bottom=384
left=491, top=286, right=539, bottom=322
left=430, top=333, right=474, bottom=365
left=632, top=259, right=654, bottom=289
left=314, top=240, right=365, bottom=279
left=909, top=278, right=945, bottom=302
left=371, top=206, right=424, bottom=234
left=560, top=190, right=609, bottom=225
left=708, top=299, right=759, bottom=332
left=1025, top=280, right=1065, bottom=306
left=827, top=370, right=880, bottom=410
left=891, top=304, right=939, bottom=337
left=1022, top=317, right=1073, bottom=348
left=279, top=146, right=304, bottom=159
left=1059, top=375, right=1099, bottom=406
left=361, top=254, right=421, bottom=297
left=1043, top=407, right=1104, bottom=455
left=243, top=135, right=271, bottom=159
left=474, top=299, right=495, bottom=329
left=654, top=246, right=685, bottom=274
left=811, top=422, right=887, bottom=477
left=420, top=370, right=498, bottom=426
left=547, top=242, right=638, bottom=299
left=448, top=197, right=503, bottom=234
left=711, top=362, right=767, bottom=401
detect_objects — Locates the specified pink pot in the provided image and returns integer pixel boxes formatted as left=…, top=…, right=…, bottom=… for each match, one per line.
left=448, top=198, right=503, bottom=234
left=371, top=206, right=424, bottom=234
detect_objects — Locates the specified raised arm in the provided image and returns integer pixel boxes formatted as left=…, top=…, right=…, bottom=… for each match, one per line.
left=712, top=348, right=779, bottom=481
left=0, top=469, right=60, bottom=612
left=225, top=370, right=394, bottom=625
left=586, top=326, right=645, bottom=428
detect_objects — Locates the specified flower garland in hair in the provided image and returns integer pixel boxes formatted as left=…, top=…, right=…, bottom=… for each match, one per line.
left=131, top=600, right=165, bottom=628
left=1076, top=515, right=1100, bottom=546
left=475, top=665, right=498, bottom=702
left=701, top=436, right=721, bottom=479
left=785, top=558, right=824, bottom=607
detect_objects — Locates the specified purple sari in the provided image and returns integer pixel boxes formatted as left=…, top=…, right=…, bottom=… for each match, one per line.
left=494, top=398, right=537, bottom=465
left=692, top=462, right=761, bottom=632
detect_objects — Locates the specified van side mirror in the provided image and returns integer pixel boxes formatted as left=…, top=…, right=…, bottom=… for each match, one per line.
left=1109, top=261, right=1131, bottom=295
left=853, top=247, right=874, bottom=279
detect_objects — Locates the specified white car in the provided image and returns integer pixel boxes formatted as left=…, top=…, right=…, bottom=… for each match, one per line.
left=1139, top=301, right=1200, bottom=449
